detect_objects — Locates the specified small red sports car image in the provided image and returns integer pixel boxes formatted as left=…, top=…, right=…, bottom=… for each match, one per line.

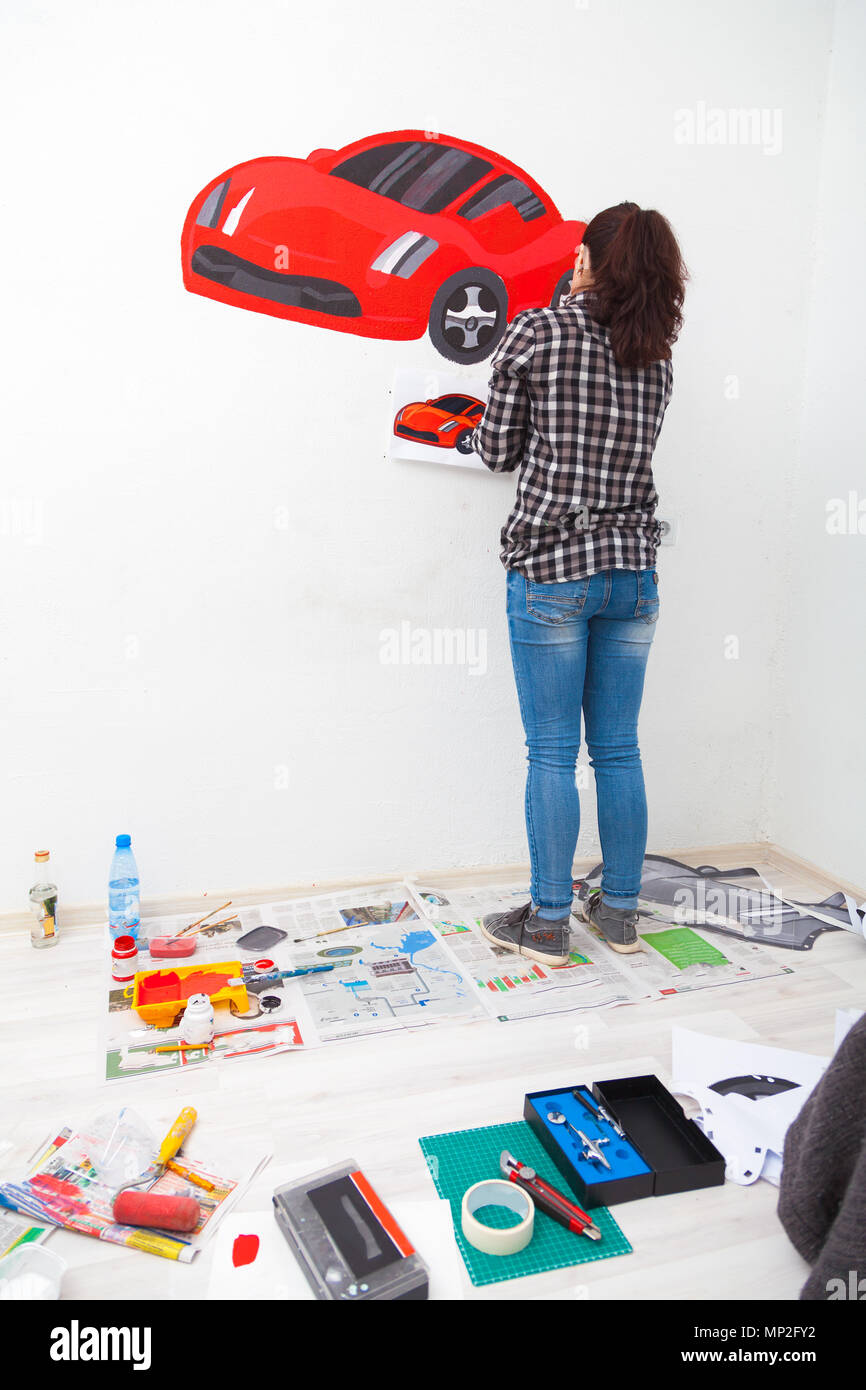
left=182, top=129, right=585, bottom=364
left=394, top=393, right=485, bottom=454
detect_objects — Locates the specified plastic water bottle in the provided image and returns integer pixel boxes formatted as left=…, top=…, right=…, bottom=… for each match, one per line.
left=109, top=834, right=140, bottom=940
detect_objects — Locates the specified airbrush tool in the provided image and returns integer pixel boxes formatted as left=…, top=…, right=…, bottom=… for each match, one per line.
left=575, top=1129, right=612, bottom=1170
left=547, top=1109, right=612, bottom=1171
left=500, top=1151, right=601, bottom=1240
left=572, top=1087, right=626, bottom=1139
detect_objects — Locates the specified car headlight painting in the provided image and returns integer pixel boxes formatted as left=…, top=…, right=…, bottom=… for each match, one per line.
left=222, top=187, right=255, bottom=237
left=196, top=178, right=231, bottom=229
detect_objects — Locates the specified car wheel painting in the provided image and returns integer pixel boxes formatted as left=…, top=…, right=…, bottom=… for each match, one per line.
left=181, top=129, right=586, bottom=365
left=428, top=267, right=507, bottom=365
left=550, top=270, right=573, bottom=308
left=455, top=429, right=475, bottom=455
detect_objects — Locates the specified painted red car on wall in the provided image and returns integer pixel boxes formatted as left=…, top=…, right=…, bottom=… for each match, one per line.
left=394, top=393, right=485, bottom=454
left=182, top=130, right=586, bottom=364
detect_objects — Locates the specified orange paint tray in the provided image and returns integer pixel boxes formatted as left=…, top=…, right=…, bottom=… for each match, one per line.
left=132, top=960, right=248, bottom=1027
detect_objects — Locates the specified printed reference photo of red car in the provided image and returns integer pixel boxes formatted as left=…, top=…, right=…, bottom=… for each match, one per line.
left=394, top=393, right=485, bottom=454
left=182, top=130, right=586, bottom=364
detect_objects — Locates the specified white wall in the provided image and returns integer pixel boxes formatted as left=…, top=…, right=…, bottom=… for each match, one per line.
left=0, top=0, right=845, bottom=912
left=770, top=0, right=866, bottom=886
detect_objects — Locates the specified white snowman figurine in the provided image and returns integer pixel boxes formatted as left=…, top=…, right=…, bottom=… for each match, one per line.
left=178, top=993, right=215, bottom=1047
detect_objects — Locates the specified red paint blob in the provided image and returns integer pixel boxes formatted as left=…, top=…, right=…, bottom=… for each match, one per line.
left=33, top=1174, right=83, bottom=1199
left=232, top=1233, right=260, bottom=1267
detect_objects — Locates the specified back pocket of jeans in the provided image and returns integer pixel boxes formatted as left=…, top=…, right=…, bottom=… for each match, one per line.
left=634, top=569, right=660, bottom=622
left=526, top=576, right=591, bottom=623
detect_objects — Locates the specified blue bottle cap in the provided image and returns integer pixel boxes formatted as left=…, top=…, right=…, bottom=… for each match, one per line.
left=115, top=834, right=132, bottom=848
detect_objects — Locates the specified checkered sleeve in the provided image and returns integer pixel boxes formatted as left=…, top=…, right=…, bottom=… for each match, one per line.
left=470, top=313, right=536, bottom=473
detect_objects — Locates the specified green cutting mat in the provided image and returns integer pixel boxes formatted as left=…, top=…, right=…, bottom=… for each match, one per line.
left=419, top=1120, right=632, bottom=1287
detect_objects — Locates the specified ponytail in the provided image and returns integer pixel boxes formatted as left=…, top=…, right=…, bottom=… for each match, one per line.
left=581, top=202, right=687, bottom=368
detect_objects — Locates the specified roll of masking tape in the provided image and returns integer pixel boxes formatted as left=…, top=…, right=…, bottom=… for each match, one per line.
left=460, top=1179, right=534, bottom=1256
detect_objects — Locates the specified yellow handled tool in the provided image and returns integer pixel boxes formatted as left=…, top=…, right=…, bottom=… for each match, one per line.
left=166, top=1159, right=215, bottom=1192
left=157, top=1107, right=198, bottom=1168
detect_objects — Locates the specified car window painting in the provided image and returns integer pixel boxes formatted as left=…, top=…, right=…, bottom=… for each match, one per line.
left=330, top=141, right=493, bottom=214
left=181, top=129, right=586, bottom=364
left=458, top=174, right=547, bottom=222
left=434, top=395, right=483, bottom=416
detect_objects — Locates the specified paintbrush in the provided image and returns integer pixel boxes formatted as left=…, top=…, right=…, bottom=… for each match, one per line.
left=248, top=964, right=335, bottom=983
left=291, top=921, right=362, bottom=943
left=174, top=901, right=232, bottom=939
left=176, top=913, right=238, bottom=940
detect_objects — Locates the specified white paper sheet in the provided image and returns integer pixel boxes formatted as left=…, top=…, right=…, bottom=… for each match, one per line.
left=756, top=868, right=866, bottom=938
left=670, top=1026, right=828, bottom=1185
left=207, top=1177, right=463, bottom=1300
left=390, top=368, right=489, bottom=472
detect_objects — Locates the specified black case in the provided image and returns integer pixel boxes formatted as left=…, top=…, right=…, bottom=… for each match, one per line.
left=524, top=1073, right=725, bottom=1208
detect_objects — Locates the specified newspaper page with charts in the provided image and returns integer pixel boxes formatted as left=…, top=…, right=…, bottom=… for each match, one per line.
left=408, top=881, right=649, bottom=1019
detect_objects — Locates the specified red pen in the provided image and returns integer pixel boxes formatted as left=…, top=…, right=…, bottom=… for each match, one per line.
left=500, top=1150, right=602, bottom=1240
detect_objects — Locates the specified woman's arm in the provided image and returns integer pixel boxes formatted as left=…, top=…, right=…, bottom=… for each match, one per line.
left=471, top=314, right=536, bottom=473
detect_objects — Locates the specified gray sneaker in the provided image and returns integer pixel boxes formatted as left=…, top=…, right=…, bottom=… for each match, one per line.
left=481, top=901, right=571, bottom=966
left=578, top=887, right=641, bottom=954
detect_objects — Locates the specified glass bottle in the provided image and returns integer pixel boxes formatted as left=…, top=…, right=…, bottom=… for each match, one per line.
left=29, top=850, right=59, bottom=949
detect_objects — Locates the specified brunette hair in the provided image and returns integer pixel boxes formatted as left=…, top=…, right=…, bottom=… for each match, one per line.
left=581, top=202, right=687, bottom=368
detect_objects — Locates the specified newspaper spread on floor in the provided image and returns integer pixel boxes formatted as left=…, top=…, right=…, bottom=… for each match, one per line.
left=101, top=878, right=795, bottom=1079
left=102, top=882, right=487, bottom=1078
left=408, top=879, right=795, bottom=1022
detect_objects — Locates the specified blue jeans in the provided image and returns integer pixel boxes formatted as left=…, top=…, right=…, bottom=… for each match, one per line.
left=506, top=567, right=659, bottom=914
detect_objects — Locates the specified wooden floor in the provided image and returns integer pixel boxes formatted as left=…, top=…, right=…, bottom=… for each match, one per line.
left=1, top=843, right=863, bottom=1301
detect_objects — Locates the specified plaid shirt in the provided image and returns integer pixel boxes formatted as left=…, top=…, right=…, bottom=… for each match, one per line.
left=471, top=290, right=674, bottom=581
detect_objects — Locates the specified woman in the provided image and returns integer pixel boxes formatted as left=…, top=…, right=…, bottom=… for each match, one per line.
left=472, top=202, right=686, bottom=966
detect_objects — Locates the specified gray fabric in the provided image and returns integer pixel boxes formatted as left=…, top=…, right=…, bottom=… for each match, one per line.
left=777, top=1013, right=866, bottom=1299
